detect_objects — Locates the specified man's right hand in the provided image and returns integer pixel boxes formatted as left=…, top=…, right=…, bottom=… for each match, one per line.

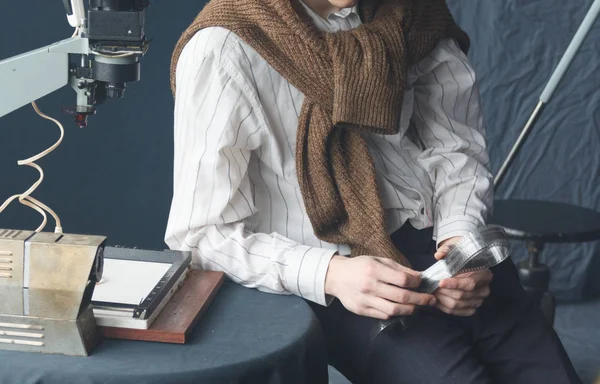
left=324, top=255, right=437, bottom=320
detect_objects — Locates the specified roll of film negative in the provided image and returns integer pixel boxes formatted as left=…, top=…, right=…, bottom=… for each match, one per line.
left=372, top=225, right=511, bottom=338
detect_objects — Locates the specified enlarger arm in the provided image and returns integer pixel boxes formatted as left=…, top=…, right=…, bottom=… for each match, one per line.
left=0, top=37, right=91, bottom=124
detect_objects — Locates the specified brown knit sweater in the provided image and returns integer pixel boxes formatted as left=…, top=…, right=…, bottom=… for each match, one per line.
left=171, top=0, right=469, bottom=266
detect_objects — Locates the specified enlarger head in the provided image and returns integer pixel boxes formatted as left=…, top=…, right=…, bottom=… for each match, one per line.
left=63, top=0, right=150, bottom=127
left=87, top=0, right=150, bottom=99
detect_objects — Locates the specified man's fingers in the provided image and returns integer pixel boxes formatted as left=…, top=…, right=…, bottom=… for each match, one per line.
left=376, top=258, right=421, bottom=276
left=360, top=306, right=394, bottom=320
left=457, top=269, right=493, bottom=284
left=438, top=276, right=477, bottom=291
left=434, top=252, right=445, bottom=260
left=434, top=291, right=483, bottom=310
left=373, top=282, right=436, bottom=306
left=434, top=245, right=451, bottom=260
left=435, top=302, right=477, bottom=317
left=372, top=260, right=421, bottom=289
left=366, top=296, right=417, bottom=317
left=436, top=285, right=490, bottom=300
left=439, top=269, right=493, bottom=290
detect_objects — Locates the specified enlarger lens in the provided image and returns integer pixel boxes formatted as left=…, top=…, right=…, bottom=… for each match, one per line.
left=105, top=83, right=126, bottom=98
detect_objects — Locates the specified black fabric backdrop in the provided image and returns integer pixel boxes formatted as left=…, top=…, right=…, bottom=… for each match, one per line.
left=1, top=1, right=599, bottom=301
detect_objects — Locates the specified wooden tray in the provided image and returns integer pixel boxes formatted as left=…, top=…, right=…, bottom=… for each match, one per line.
left=99, top=270, right=225, bottom=344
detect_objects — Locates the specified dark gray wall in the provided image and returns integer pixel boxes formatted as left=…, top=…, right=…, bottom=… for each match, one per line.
left=0, top=1, right=207, bottom=250
left=447, top=0, right=600, bottom=300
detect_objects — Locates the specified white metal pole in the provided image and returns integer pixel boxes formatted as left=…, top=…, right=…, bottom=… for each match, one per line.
left=494, top=0, right=600, bottom=188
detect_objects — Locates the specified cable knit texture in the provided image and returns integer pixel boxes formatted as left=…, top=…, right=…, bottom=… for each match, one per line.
left=170, top=0, right=469, bottom=266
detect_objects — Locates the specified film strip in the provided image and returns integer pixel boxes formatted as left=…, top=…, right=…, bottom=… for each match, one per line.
left=418, top=225, right=510, bottom=294
left=372, top=225, right=511, bottom=338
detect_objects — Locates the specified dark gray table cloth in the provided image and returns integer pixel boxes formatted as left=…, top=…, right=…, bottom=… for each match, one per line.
left=0, top=280, right=328, bottom=384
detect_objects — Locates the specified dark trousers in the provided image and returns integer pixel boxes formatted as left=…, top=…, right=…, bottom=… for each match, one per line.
left=309, top=224, right=582, bottom=384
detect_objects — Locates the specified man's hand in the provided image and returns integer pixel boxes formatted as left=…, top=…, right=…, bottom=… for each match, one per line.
left=432, top=236, right=493, bottom=315
left=325, top=255, right=437, bottom=320
left=434, top=236, right=462, bottom=260
left=434, top=269, right=493, bottom=316
left=433, top=236, right=493, bottom=316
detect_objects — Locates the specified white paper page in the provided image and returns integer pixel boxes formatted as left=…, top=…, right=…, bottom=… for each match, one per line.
left=92, top=259, right=171, bottom=306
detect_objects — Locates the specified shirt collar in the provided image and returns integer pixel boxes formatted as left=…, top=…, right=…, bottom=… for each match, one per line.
left=300, top=1, right=359, bottom=28
left=329, top=5, right=358, bottom=20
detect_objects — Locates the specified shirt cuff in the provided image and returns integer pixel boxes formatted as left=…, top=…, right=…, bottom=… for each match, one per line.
left=282, top=245, right=337, bottom=306
left=434, top=215, right=484, bottom=248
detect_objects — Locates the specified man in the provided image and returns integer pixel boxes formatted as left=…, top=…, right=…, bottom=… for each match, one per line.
left=166, top=0, right=581, bottom=382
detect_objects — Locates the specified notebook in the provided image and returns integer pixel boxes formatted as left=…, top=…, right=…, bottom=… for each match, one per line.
left=91, top=248, right=191, bottom=330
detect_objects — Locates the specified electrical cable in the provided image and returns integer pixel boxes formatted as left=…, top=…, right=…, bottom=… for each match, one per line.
left=0, top=27, right=78, bottom=234
left=0, top=102, right=65, bottom=234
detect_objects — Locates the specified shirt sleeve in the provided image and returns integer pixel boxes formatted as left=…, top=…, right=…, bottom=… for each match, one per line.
left=165, top=31, right=336, bottom=306
left=411, top=38, right=494, bottom=247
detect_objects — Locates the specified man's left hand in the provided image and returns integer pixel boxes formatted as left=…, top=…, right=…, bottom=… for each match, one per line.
left=431, top=236, right=493, bottom=316
left=434, top=236, right=461, bottom=260
left=434, top=270, right=492, bottom=316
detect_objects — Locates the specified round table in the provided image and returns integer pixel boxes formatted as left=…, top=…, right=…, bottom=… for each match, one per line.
left=490, top=199, right=600, bottom=323
left=491, top=199, right=600, bottom=243
left=0, top=282, right=328, bottom=384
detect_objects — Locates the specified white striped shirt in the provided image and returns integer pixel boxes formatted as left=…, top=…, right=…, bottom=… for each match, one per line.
left=165, top=4, right=493, bottom=306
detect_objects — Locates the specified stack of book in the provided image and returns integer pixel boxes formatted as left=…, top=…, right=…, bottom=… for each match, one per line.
left=91, top=248, right=224, bottom=344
